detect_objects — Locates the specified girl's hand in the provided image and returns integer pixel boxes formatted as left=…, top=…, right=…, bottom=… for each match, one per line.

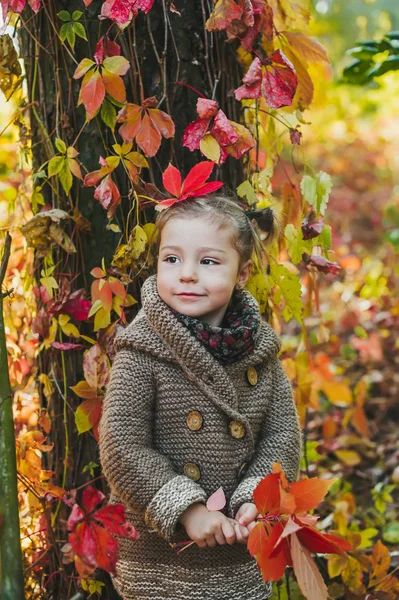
left=233, top=502, right=260, bottom=544
left=179, top=503, right=236, bottom=549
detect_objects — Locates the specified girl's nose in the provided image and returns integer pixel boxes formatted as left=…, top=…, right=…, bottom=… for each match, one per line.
left=179, top=261, right=198, bottom=282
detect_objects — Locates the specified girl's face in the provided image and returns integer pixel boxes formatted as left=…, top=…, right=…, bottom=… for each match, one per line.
left=157, top=217, right=252, bottom=326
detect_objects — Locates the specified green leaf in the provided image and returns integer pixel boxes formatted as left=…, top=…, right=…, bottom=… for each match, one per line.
left=301, top=171, right=332, bottom=216
left=58, top=165, right=73, bottom=195
left=236, top=180, right=258, bottom=206
left=318, top=224, right=332, bottom=255
left=55, top=137, right=67, bottom=154
left=60, top=23, right=76, bottom=48
left=48, top=156, right=65, bottom=177
left=382, top=522, right=399, bottom=544
left=284, top=224, right=308, bottom=264
left=57, top=10, right=71, bottom=22
left=72, top=10, right=83, bottom=21
left=73, top=22, right=87, bottom=41
left=100, top=97, right=117, bottom=131
left=269, top=263, right=303, bottom=323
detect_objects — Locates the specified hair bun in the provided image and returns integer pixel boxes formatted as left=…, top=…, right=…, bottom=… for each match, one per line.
left=245, top=207, right=277, bottom=233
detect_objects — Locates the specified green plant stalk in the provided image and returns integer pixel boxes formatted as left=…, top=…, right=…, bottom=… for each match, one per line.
left=0, top=233, right=24, bottom=600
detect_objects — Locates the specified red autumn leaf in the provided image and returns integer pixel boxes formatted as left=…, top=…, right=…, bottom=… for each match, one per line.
left=211, top=110, right=239, bottom=146
left=234, top=56, right=263, bottom=101
left=305, top=255, right=341, bottom=275
left=261, top=50, right=298, bottom=109
left=162, top=163, right=182, bottom=197
left=258, top=522, right=291, bottom=581
left=100, top=0, right=154, bottom=25
left=91, top=278, right=113, bottom=312
left=102, top=67, right=127, bottom=104
left=302, top=215, right=324, bottom=239
left=206, top=0, right=243, bottom=31
left=63, top=290, right=91, bottom=321
left=223, top=121, right=255, bottom=160
left=75, top=397, right=103, bottom=441
left=289, top=477, right=336, bottom=513
left=93, top=175, right=121, bottom=219
left=182, top=118, right=210, bottom=151
left=290, top=127, right=302, bottom=145
left=2, top=0, right=40, bottom=18
left=83, top=344, right=110, bottom=390
left=253, top=472, right=281, bottom=515
left=248, top=522, right=269, bottom=560
left=94, top=36, right=121, bottom=65
left=117, top=99, right=175, bottom=157
left=157, top=161, right=223, bottom=209
left=67, top=487, right=138, bottom=574
left=197, top=98, right=218, bottom=119
left=296, top=525, right=352, bottom=556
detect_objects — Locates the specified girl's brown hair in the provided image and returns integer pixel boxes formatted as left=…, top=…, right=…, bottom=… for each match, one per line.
left=154, top=194, right=279, bottom=268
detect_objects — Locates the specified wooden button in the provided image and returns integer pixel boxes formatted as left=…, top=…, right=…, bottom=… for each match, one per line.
left=186, top=410, right=203, bottom=431
left=229, top=421, right=246, bottom=439
left=184, top=462, right=201, bottom=481
left=247, top=367, right=258, bottom=386
left=237, top=462, right=248, bottom=479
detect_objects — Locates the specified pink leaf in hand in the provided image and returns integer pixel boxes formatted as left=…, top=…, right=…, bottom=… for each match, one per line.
left=206, top=487, right=226, bottom=511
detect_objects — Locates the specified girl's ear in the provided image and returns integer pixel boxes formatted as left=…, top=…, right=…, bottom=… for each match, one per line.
left=236, top=259, right=253, bottom=289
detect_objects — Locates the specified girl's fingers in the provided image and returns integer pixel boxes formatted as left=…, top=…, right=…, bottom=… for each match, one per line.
left=205, top=535, right=217, bottom=548
left=221, top=520, right=236, bottom=545
left=214, top=529, right=226, bottom=545
left=239, top=507, right=258, bottom=526
left=247, top=520, right=258, bottom=532
left=196, top=539, right=207, bottom=549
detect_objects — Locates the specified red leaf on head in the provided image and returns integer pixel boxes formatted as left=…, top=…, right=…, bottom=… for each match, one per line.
left=182, top=118, right=210, bottom=151
left=196, top=98, right=218, bottom=119
left=162, top=164, right=182, bottom=198
left=261, top=49, right=298, bottom=109
left=181, top=161, right=216, bottom=196
left=180, top=180, right=223, bottom=200
left=253, top=472, right=281, bottom=515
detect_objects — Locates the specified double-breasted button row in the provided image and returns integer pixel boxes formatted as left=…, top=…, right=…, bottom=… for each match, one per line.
left=230, top=421, right=246, bottom=439
left=247, top=366, right=258, bottom=386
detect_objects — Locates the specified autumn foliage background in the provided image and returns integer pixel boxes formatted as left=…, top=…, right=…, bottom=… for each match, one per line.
left=0, top=0, right=398, bottom=598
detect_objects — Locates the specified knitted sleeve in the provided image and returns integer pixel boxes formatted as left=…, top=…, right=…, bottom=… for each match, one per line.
left=228, top=357, right=302, bottom=518
left=99, top=348, right=207, bottom=541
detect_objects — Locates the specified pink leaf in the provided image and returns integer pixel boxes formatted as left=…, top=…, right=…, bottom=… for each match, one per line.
left=67, top=503, right=85, bottom=531
left=50, top=342, right=84, bottom=351
left=211, top=110, right=239, bottom=146
left=290, top=533, right=329, bottom=600
left=206, top=487, right=226, bottom=511
left=162, top=163, right=181, bottom=198
left=182, top=118, right=210, bottom=151
left=196, top=98, right=218, bottom=119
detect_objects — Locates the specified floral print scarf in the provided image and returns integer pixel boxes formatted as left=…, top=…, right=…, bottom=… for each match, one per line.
left=171, top=290, right=260, bottom=365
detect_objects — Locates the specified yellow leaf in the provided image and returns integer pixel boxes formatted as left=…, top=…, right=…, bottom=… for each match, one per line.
left=282, top=32, right=329, bottom=64
left=70, top=381, right=97, bottom=399
left=342, top=557, right=363, bottom=593
left=334, top=450, right=361, bottom=466
left=40, top=276, right=58, bottom=299
left=38, top=373, right=55, bottom=400
left=321, top=380, right=353, bottom=406
left=246, top=270, right=270, bottom=313
left=88, top=299, right=102, bottom=318
left=328, top=554, right=348, bottom=578
left=60, top=322, right=80, bottom=338
left=130, top=225, right=147, bottom=259
left=200, top=133, right=221, bottom=163
left=0, top=34, right=22, bottom=100
left=94, top=306, right=111, bottom=332
left=370, top=540, right=391, bottom=585
left=142, top=222, right=157, bottom=244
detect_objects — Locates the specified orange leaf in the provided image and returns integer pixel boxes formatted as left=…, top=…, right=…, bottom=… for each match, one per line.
left=70, top=381, right=97, bottom=399
left=75, top=397, right=102, bottom=438
left=149, top=108, right=175, bottom=139
left=321, top=379, right=353, bottom=406
left=291, top=533, right=328, bottom=600
left=283, top=31, right=329, bottom=64
left=79, top=69, right=105, bottom=121
left=290, top=477, right=336, bottom=512
left=91, top=279, right=113, bottom=312
left=370, top=540, right=391, bottom=583
left=117, top=104, right=142, bottom=142
left=258, top=522, right=290, bottom=581
left=248, top=522, right=268, bottom=560
left=102, top=70, right=126, bottom=103
left=253, top=472, right=281, bottom=515
left=136, top=112, right=162, bottom=157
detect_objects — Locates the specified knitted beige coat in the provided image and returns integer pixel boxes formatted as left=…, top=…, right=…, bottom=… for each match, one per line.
left=99, top=275, right=301, bottom=600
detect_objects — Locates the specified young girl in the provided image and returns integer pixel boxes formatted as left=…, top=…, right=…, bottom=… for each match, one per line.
left=99, top=194, right=301, bottom=600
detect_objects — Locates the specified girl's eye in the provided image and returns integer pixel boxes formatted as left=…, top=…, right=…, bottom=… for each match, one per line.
left=201, top=258, right=219, bottom=265
left=164, top=256, right=180, bottom=263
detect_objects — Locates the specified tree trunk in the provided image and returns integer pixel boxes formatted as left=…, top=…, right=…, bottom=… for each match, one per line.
left=0, top=234, right=25, bottom=600
left=18, top=1, right=243, bottom=596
